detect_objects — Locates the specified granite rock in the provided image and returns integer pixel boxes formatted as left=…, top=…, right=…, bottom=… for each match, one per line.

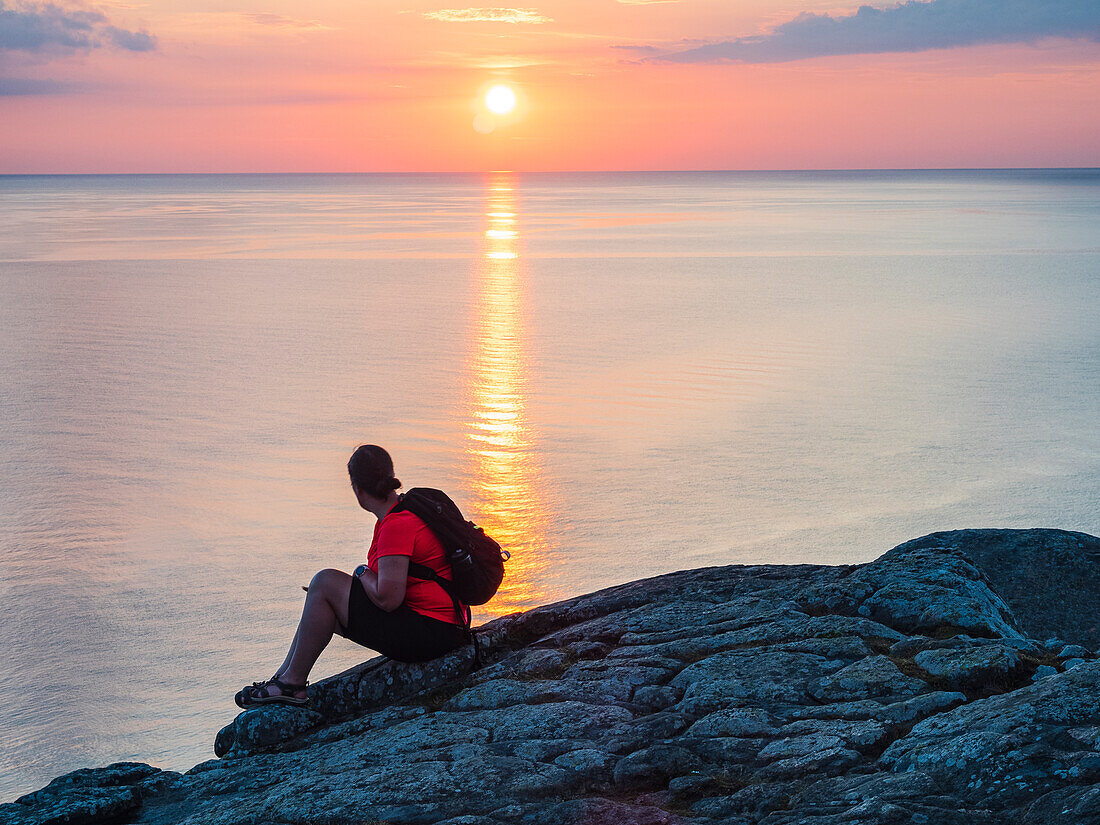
left=808, top=654, right=927, bottom=702
left=883, top=528, right=1100, bottom=649
left=6, top=528, right=1099, bottom=825
left=913, top=643, right=1024, bottom=691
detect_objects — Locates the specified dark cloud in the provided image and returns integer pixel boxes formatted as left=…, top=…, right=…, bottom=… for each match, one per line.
left=0, top=74, right=83, bottom=93
left=103, top=24, right=154, bottom=51
left=0, top=1, right=156, bottom=54
left=652, top=0, right=1100, bottom=64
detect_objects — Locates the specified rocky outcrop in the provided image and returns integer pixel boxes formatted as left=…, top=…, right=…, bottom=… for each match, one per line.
left=3, top=528, right=1098, bottom=825
left=884, top=529, right=1100, bottom=649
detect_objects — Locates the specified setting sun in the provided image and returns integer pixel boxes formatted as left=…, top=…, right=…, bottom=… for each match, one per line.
left=485, top=85, right=517, bottom=115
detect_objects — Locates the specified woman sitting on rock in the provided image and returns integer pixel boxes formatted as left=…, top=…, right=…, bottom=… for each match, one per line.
left=235, top=444, right=469, bottom=707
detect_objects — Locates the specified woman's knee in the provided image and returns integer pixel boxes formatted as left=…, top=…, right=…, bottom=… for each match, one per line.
left=309, top=568, right=349, bottom=598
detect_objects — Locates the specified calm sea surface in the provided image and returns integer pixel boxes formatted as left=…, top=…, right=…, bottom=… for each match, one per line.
left=1, top=170, right=1098, bottom=798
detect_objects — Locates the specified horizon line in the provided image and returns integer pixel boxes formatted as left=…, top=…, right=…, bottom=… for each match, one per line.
left=2, top=165, right=1098, bottom=177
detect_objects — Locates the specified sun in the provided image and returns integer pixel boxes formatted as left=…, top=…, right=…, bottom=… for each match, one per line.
left=473, top=82, right=522, bottom=134
left=484, top=85, right=517, bottom=116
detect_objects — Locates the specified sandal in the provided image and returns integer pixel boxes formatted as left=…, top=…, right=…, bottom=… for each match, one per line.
left=234, top=677, right=309, bottom=708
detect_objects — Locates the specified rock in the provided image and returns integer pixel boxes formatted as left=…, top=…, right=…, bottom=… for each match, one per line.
left=777, top=718, right=890, bottom=750
left=534, top=798, right=690, bottom=825
left=504, top=738, right=584, bottom=763
left=679, top=735, right=764, bottom=766
left=4, top=786, right=140, bottom=825
left=1057, top=644, right=1091, bottom=659
left=793, top=770, right=941, bottom=806
left=512, top=647, right=569, bottom=676
left=773, top=633, right=873, bottom=660
left=809, top=655, right=927, bottom=702
left=684, top=708, right=779, bottom=738
left=757, top=744, right=862, bottom=780
left=666, top=773, right=714, bottom=803
left=612, top=744, right=702, bottom=789
left=692, top=781, right=798, bottom=819
left=850, top=550, right=1023, bottom=639
left=1032, top=665, right=1058, bottom=681
left=1066, top=726, right=1100, bottom=748
left=10, top=528, right=1100, bottom=825
left=553, top=748, right=617, bottom=782
left=600, top=710, right=691, bottom=755
left=214, top=647, right=479, bottom=757
left=672, top=650, right=843, bottom=715
left=885, top=529, right=1100, bottom=649
left=451, top=701, right=634, bottom=743
left=888, top=632, right=1041, bottom=659
left=1022, top=784, right=1100, bottom=824
left=871, top=690, right=967, bottom=724
left=3, top=763, right=162, bottom=825
left=913, top=643, right=1023, bottom=692
left=14, top=763, right=160, bottom=804
left=214, top=705, right=325, bottom=757
left=442, top=678, right=538, bottom=710
left=769, top=770, right=1001, bottom=823
left=632, top=685, right=682, bottom=712
left=878, top=661, right=1100, bottom=809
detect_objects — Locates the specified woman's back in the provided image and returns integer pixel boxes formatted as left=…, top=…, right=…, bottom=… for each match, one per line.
left=368, top=509, right=465, bottom=624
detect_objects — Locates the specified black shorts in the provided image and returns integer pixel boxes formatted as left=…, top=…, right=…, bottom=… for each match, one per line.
left=340, top=579, right=467, bottom=663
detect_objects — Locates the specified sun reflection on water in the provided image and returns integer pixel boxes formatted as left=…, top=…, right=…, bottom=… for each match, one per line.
left=462, top=172, right=550, bottom=618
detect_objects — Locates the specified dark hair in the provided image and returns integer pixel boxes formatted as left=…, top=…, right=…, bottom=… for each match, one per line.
left=347, top=444, right=402, bottom=499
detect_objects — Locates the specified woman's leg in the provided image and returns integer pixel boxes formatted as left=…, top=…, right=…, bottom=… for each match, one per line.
left=272, top=625, right=301, bottom=681
left=267, top=569, right=353, bottom=697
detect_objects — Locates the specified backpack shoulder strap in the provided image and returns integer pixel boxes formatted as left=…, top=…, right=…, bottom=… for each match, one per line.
left=392, top=490, right=473, bottom=630
left=406, top=560, right=454, bottom=596
left=406, top=560, right=471, bottom=631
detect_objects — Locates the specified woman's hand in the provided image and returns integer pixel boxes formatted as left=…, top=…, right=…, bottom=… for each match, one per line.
left=357, top=556, right=409, bottom=612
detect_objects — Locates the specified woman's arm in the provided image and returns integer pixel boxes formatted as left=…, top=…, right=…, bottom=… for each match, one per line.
left=358, top=555, right=409, bottom=612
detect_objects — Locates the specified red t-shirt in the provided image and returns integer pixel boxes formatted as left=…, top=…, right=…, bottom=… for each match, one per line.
left=366, top=506, right=465, bottom=624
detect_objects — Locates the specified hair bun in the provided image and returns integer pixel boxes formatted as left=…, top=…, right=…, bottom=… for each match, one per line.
left=348, top=445, right=398, bottom=498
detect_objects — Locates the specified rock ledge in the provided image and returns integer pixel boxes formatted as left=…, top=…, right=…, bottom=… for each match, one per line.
left=4, top=528, right=1098, bottom=825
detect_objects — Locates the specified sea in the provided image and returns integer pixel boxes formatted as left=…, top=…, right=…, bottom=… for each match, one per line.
left=1, top=169, right=1097, bottom=799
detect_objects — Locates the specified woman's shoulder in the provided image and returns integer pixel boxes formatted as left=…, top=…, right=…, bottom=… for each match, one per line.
left=378, top=509, right=433, bottom=541
left=379, top=509, right=421, bottom=531
left=385, top=509, right=422, bottom=525
left=375, top=511, right=428, bottom=557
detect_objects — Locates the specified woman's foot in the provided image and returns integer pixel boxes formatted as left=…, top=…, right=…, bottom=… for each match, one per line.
left=234, top=677, right=309, bottom=708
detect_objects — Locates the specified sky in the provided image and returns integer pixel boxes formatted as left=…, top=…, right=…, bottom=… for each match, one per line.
left=1, top=0, right=1099, bottom=172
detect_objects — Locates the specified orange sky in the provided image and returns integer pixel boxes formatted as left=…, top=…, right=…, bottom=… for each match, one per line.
left=1, top=0, right=1098, bottom=172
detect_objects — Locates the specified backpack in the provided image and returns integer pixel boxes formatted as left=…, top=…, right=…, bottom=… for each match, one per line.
left=391, top=487, right=509, bottom=626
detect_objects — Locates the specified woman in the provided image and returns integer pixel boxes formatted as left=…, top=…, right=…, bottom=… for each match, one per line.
left=235, top=445, right=468, bottom=707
